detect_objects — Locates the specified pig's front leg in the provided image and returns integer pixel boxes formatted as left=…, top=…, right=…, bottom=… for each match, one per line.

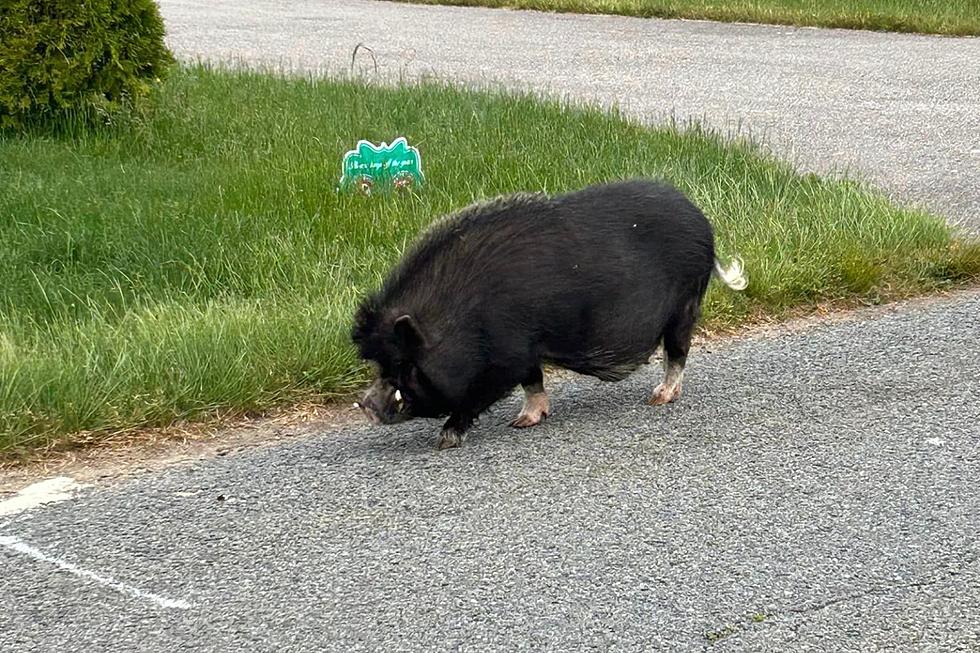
left=436, top=376, right=521, bottom=449
left=436, top=393, right=502, bottom=449
left=437, top=411, right=475, bottom=450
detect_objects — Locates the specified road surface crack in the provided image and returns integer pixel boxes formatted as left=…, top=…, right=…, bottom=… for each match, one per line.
left=704, top=558, right=978, bottom=648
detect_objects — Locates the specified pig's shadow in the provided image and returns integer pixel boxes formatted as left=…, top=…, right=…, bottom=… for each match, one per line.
left=347, top=374, right=651, bottom=456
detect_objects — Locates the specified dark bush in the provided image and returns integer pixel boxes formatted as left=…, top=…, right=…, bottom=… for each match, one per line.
left=0, top=0, right=175, bottom=129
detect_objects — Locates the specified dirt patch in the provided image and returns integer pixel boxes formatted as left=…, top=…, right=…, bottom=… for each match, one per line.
left=0, top=403, right=362, bottom=495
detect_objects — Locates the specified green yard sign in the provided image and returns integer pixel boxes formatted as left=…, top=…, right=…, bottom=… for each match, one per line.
left=339, top=137, right=424, bottom=195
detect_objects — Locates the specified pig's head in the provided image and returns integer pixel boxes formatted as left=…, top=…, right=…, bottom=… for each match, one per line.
left=351, top=304, right=452, bottom=425
left=354, top=376, right=411, bottom=425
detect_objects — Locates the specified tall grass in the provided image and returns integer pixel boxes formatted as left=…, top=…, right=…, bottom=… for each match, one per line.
left=0, top=65, right=977, bottom=452
left=395, top=0, right=980, bottom=36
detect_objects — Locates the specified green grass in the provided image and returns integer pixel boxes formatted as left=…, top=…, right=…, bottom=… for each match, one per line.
left=1, top=65, right=978, bottom=454
left=394, top=0, right=980, bottom=35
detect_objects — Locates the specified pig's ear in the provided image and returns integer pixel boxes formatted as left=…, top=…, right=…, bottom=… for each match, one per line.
left=393, top=314, right=427, bottom=354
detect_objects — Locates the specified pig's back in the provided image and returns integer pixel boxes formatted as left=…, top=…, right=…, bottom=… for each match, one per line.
left=383, top=179, right=715, bottom=380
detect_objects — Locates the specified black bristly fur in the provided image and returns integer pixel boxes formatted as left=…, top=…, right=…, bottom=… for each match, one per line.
left=351, top=179, right=717, bottom=445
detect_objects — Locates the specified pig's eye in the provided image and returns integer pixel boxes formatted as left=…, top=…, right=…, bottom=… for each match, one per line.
left=394, top=367, right=423, bottom=404
left=409, top=366, right=445, bottom=405
left=402, top=367, right=419, bottom=397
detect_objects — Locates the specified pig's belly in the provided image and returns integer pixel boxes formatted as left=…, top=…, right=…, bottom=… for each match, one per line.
left=542, top=343, right=658, bottom=382
left=537, top=299, right=669, bottom=381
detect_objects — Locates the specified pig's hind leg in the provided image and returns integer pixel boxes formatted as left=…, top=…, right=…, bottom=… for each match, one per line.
left=650, top=302, right=699, bottom=406
left=510, top=367, right=550, bottom=428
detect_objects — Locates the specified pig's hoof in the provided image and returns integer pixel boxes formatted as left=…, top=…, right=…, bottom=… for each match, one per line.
left=649, top=383, right=681, bottom=406
left=437, top=428, right=463, bottom=450
left=510, top=407, right=549, bottom=428
left=510, top=413, right=545, bottom=428
left=510, top=393, right=549, bottom=428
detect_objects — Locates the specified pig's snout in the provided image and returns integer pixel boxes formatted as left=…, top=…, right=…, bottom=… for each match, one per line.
left=355, top=379, right=412, bottom=425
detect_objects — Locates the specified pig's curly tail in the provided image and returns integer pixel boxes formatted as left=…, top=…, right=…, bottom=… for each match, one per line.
left=713, top=256, right=748, bottom=291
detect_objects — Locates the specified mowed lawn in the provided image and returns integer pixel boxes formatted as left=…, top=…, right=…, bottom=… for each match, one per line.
left=1, top=65, right=977, bottom=454
left=394, top=0, right=980, bottom=35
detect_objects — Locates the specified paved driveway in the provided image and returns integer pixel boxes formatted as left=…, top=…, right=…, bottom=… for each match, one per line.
left=159, top=0, right=980, bottom=232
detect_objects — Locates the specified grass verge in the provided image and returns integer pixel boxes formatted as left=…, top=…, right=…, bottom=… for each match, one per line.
left=393, top=0, right=980, bottom=36
left=1, top=64, right=978, bottom=455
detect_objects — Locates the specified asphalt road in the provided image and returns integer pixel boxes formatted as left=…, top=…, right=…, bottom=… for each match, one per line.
left=2, top=291, right=979, bottom=651
left=3, top=3, right=979, bottom=651
left=156, top=0, right=980, bottom=233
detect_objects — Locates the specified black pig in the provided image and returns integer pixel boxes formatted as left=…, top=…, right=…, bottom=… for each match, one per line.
left=351, top=179, right=747, bottom=449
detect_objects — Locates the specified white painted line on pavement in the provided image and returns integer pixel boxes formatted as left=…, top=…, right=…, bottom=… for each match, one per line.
left=0, top=535, right=193, bottom=610
left=0, top=476, right=88, bottom=516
